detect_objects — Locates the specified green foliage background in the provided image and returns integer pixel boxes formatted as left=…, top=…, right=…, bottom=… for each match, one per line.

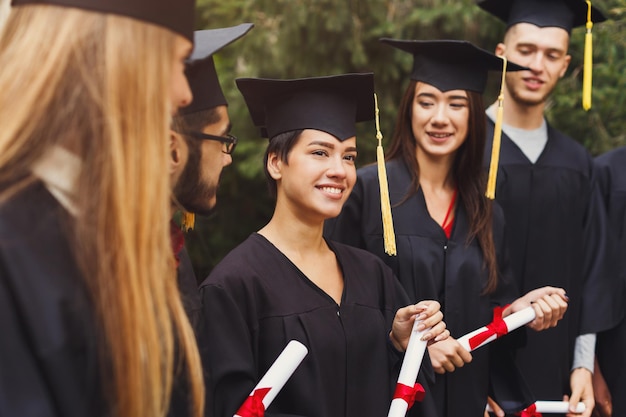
left=185, top=0, right=626, bottom=280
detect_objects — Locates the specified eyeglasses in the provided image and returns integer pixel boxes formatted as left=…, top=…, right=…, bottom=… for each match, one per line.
left=183, top=131, right=238, bottom=155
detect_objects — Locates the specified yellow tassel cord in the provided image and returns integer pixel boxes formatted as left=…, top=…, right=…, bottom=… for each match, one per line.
left=374, top=93, right=397, bottom=256
left=582, top=0, right=594, bottom=111
left=486, top=56, right=508, bottom=200
left=181, top=211, right=195, bottom=232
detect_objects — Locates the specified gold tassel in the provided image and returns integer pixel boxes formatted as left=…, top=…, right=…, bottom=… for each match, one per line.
left=374, top=93, right=397, bottom=256
left=582, top=0, right=594, bottom=111
left=486, top=55, right=508, bottom=200
left=181, top=211, right=195, bottom=232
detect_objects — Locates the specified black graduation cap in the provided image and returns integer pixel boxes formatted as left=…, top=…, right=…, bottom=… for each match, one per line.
left=379, top=39, right=527, bottom=93
left=182, top=23, right=254, bottom=115
left=235, top=73, right=375, bottom=141
left=11, top=0, right=195, bottom=41
left=478, top=0, right=606, bottom=33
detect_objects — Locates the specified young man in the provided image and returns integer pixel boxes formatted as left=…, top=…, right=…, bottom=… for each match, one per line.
left=166, top=24, right=253, bottom=417
left=168, top=23, right=253, bottom=327
left=478, top=1, right=622, bottom=415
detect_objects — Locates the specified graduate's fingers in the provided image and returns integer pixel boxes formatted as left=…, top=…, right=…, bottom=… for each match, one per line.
left=542, top=293, right=568, bottom=327
left=421, top=320, right=446, bottom=342
left=527, top=298, right=549, bottom=331
left=487, top=396, right=505, bottom=417
left=414, top=299, right=441, bottom=316
left=569, top=368, right=594, bottom=417
left=417, top=310, right=444, bottom=332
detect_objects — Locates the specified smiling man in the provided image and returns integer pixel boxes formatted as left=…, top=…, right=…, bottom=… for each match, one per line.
left=477, top=1, right=622, bottom=416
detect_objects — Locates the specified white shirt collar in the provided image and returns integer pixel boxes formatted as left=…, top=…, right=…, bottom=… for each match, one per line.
left=31, top=145, right=81, bottom=216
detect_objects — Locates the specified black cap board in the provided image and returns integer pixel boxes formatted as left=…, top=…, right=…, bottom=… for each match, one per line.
left=236, top=73, right=375, bottom=141
left=478, top=0, right=606, bottom=33
left=182, top=23, right=254, bottom=115
left=11, top=0, right=195, bottom=41
left=380, top=39, right=527, bottom=93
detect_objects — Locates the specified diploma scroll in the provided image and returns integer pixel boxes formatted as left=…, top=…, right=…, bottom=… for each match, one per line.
left=487, top=401, right=585, bottom=415
left=457, top=306, right=535, bottom=351
left=234, top=340, right=308, bottom=417
left=387, top=319, right=429, bottom=417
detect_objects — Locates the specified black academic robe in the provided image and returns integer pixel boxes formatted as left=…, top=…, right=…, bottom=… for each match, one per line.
left=483, top=119, right=623, bottom=402
left=324, top=160, right=533, bottom=417
left=169, top=230, right=203, bottom=417
left=199, top=233, right=416, bottom=417
left=0, top=182, right=105, bottom=417
left=594, top=147, right=626, bottom=417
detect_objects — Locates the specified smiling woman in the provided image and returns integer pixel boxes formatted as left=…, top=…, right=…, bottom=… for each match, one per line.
left=198, top=73, right=449, bottom=417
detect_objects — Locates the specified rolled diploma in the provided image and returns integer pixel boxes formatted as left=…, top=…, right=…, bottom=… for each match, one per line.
left=486, top=401, right=585, bottom=414
left=457, top=306, right=536, bottom=351
left=387, top=320, right=429, bottom=417
left=234, top=340, right=308, bottom=417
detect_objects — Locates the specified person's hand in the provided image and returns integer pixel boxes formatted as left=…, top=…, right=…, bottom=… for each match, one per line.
left=389, top=300, right=448, bottom=351
left=592, top=358, right=612, bottom=417
left=485, top=396, right=505, bottom=417
left=564, top=367, right=594, bottom=417
left=426, top=337, right=472, bottom=374
left=504, top=286, right=568, bottom=331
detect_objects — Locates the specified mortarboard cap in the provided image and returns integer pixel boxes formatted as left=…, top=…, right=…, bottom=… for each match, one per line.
left=11, top=0, right=195, bottom=41
left=182, top=23, right=254, bottom=115
left=478, top=0, right=606, bottom=34
left=380, top=38, right=527, bottom=93
left=235, top=73, right=375, bottom=141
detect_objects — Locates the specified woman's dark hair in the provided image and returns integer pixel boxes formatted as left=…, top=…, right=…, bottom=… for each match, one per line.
left=263, top=129, right=304, bottom=198
left=386, top=80, right=498, bottom=294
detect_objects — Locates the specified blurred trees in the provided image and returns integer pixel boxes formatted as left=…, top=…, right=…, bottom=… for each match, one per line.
left=186, top=0, right=626, bottom=279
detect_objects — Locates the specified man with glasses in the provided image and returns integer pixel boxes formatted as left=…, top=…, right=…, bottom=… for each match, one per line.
left=171, top=24, right=252, bottom=229
left=167, top=25, right=252, bottom=417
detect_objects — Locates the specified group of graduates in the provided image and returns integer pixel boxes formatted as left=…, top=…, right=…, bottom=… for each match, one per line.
left=0, top=0, right=624, bottom=417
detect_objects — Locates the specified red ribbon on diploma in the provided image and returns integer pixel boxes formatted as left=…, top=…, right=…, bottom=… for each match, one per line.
left=393, top=382, right=425, bottom=409
left=468, top=306, right=508, bottom=350
left=516, top=404, right=543, bottom=417
left=235, top=387, right=271, bottom=417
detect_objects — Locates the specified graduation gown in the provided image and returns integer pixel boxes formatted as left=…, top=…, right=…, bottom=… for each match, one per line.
left=0, top=182, right=104, bottom=417
left=594, top=147, right=626, bottom=417
left=324, top=160, right=533, bottom=417
left=483, top=119, right=623, bottom=401
left=199, top=233, right=415, bottom=417
left=169, top=222, right=203, bottom=417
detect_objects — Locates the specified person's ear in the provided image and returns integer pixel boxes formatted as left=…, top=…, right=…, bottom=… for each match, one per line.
left=170, top=131, right=184, bottom=174
left=266, top=152, right=283, bottom=180
left=559, top=54, right=572, bottom=78
left=495, top=42, right=506, bottom=57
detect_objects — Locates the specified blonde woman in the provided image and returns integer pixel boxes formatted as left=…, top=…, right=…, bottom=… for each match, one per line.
left=0, top=2, right=203, bottom=417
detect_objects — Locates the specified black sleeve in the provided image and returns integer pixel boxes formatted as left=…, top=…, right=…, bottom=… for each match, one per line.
left=579, top=164, right=625, bottom=334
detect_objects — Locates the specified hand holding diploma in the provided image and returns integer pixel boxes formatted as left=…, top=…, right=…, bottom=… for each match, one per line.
left=457, top=286, right=568, bottom=351
left=389, top=300, right=447, bottom=351
left=234, top=340, right=308, bottom=417
left=387, top=318, right=429, bottom=417
left=506, top=286, right=568, bottom=332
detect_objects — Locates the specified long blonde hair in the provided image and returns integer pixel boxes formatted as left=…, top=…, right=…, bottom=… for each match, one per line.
left=0, top=5, right=203, bottom=417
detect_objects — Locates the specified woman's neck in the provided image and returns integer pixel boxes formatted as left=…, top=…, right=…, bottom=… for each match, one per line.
left=258, top=205, right=328, bottom=261
left=416, top=149, right=455, bottom=192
